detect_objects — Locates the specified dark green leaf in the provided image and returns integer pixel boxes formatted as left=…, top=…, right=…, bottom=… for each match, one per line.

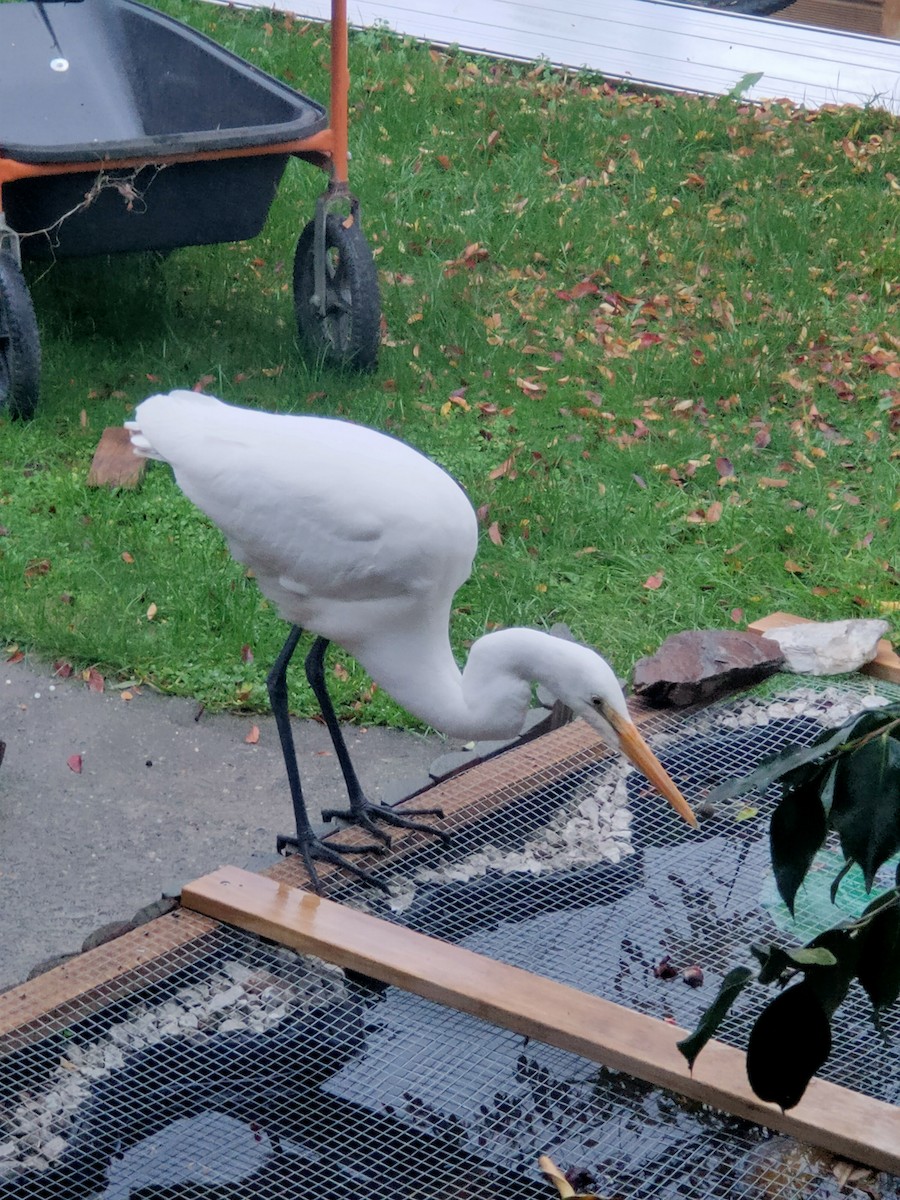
left=829, top=858, right=855, bottom=905
left=802, top=927, right=860, bottom=1017
left=746, top=982, right=832, bottom=1110
left=702, top=726, right=852, bottom=806
left=750, top=942, right=795, bottom=985
left=751, top=940, right=839, bottom=986
left=785, top=946, right=838, bottom=967
left=830, top=734, right=900, bottom=890
left=676, top=966, right=754, bottom=1070
left=770, top=768, right=829, bottom=914
left=700, top=709, right=900, bottom=808
left=856, top=890, right=900, bottom=1010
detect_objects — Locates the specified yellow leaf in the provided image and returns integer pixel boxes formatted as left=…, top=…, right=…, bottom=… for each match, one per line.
left=539, top=1155, right=575, bottom=1199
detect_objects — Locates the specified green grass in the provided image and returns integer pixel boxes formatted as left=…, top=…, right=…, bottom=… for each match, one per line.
left=1, top=1, right=898, bottom=726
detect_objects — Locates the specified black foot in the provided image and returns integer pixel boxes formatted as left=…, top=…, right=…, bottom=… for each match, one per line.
left=276, top=831, right=390, bottom=894
left=320, top=801, right=451, bottom=846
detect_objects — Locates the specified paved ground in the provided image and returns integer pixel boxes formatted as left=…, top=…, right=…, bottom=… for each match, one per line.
left=0, top=654, right=447, bottom=990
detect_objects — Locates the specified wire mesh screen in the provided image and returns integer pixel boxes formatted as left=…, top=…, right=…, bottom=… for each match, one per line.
left=1, top=676, right=898, bottom=1200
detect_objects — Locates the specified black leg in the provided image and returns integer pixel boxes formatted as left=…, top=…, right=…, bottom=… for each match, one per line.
left=267, top=625, right=389, bottom=893
left=306, top=636, right=450, bottom=844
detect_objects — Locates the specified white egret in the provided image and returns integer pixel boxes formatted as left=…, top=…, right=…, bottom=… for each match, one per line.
left=128, top=392, right=696, bottom=889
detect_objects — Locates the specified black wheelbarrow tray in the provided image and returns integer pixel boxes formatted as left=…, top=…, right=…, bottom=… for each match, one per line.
left=0, top=0, right=381, bottom=419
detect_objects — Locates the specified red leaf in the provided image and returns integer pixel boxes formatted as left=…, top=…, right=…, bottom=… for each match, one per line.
left=715, top=456, right=735, bottom=478
left=784, top=559, right=805, bottom=574
left=85, top=667, right=105, bottom=693
left=567, top=279, right=600, bottom=300
left=730, top=607, right=744, bottom=623
left=643, top=571, right=665, bottom=590
left=25, top=558, right=51, bottom=577
left=192, top=374, right=216, bottom=393
left=488, top=521, right=503, bottom=546
left=67, top=754, right=83, bottom=774
left=244, top=725, right=260, bottom=745
left=240, top=644, right=254, bottom=664
left=53, top=660, right=73, bottom=678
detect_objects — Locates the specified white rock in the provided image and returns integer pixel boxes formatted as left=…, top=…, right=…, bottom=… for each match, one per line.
left=762, top=619, right=889, bottom=676
left=41, top=1136, right=67, bottom=1162
left=205, top=984, right=245, bottom=1013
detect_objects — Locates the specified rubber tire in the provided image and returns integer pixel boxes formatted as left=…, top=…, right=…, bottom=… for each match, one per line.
left=0, top=252, right=41, bottom=420
left=293, top=214, right=380, bottom=372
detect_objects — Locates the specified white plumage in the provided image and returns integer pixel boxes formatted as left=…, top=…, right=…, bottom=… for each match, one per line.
left=128, top=391, right=695, bottom=887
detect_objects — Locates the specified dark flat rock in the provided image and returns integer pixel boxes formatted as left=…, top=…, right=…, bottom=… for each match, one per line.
left=632, top=630, right=784, bottom=707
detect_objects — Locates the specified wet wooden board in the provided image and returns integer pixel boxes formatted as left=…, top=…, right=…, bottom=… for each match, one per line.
left=748, top=611, right=900, bottom=686
left=182, top=865, right=900, bottom=1175
left=0, top=909, right=217, bottom=1055
left=86, top=426, right=146, bottom=488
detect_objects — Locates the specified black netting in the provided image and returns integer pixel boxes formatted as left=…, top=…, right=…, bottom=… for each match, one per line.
left=1, top=676, right=897, bottom=1200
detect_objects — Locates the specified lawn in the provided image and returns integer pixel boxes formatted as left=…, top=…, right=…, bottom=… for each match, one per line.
left=0, top=0, right=897, bottom=727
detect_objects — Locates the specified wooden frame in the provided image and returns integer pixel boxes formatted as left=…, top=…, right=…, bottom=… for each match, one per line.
left=2, top=612, right=897, bottom=1173
left=181, top=865, right=900, bottom=1175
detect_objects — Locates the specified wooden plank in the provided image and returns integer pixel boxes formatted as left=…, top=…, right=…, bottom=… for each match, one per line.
left=0, top=909, right=217, bottom=1054
left=774, top=0, right=883, bottom=36
left=264, top=718, right=611, bottom=889
left=86, top=426, right=146, bottom=488
left=748, top=611, right=900, bottom=685
left=182, top=865, right=900, bottom=1175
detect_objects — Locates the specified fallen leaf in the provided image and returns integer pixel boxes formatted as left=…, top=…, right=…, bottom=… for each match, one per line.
left=643, top=571, right=665, bottom=590
left=121, top=551, right=135, bottom=564
left=488, top=521, right=503, bottom=546
left=53, top=660, right=73, bottom=678
left=25, top=558, right=51, bottom=577
left=333, top=662, right=350, bottom=681
left=146, top=602, right=158, bottom=621
left=758, top=477, right=788, bottom=489
left=784, top=560, right=805, bottom=574
left=67, top=754, right=83, bottom=774
left=730, top=608, right=744, bottom=623
left=192, top=374, right=215, bottom=393
left=244, top=725, right=260, bottom=745
left=120, top=690, right=134, bottom=702
left=240, top=643, right=254, bottom=664
left=489, top=452, right=520, bottom=481
left=6, top=647, right=24, bottom=664
left=84, top=668, right=105, bottom=693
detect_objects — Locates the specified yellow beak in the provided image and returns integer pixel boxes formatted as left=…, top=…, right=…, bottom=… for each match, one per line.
left=608, top=710, right=698, bottom=828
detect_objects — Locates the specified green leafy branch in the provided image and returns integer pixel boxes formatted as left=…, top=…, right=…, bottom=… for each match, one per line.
left=677, top=701, right=900, bottom=1111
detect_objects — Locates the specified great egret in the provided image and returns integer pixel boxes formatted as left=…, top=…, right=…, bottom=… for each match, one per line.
left=128, top=392, right=696, bottom=889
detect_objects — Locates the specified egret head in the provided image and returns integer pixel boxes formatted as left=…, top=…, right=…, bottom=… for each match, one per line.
left=555, top=646, right=698, bottom=829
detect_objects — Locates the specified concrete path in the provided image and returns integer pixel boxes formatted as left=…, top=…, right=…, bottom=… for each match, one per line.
left=0, top=654, right=446, bottom=990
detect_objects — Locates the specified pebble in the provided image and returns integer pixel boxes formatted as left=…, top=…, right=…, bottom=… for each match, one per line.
left=0, top=952, right=348, bottom=1173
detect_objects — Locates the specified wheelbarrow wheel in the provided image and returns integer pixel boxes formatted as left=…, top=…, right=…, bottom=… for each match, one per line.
left=0, top=252, right=41, bottom=420
left=294, top=214, right=380, bottom=372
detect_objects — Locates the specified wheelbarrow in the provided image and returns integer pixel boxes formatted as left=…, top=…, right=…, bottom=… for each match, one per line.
left=0, top=0, right=381, bottom=419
